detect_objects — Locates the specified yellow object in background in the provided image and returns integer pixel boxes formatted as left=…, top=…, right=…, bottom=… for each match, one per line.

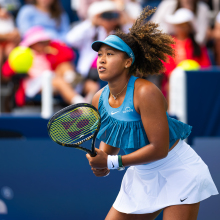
left=8, top=46, right=34, bottom=73
left=177, top=59, right=200, bottom=71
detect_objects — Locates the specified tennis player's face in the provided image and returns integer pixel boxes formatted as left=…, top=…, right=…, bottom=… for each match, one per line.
left=97, top=44, right=128, bottom=81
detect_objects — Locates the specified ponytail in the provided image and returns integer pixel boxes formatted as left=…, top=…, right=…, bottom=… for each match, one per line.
left=115, top=7, right=175, bottom=77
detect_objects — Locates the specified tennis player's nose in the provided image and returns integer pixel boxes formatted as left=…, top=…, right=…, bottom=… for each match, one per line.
left=99, top=55, right=106, bottom=64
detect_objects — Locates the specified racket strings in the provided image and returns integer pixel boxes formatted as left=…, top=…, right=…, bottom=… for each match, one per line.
left=50, top=120, right=97, bottom=142
left=49, top=107, right=100, bottom=144
left=51, top=110, right=98, bottom=137
left=50, top=120, right=97, bottom=144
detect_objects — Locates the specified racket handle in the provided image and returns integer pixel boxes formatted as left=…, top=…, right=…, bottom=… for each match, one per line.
left=91, top=132, right=98, bottom=157
left=90, top=152, right=97, bottom=157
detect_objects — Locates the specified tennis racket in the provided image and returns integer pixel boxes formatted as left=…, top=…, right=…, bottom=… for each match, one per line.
left=47, top=103, right=101, bottom=157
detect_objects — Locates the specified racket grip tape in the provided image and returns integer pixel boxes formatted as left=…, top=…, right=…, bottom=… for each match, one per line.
left=90, top=152, right=97, bottom=157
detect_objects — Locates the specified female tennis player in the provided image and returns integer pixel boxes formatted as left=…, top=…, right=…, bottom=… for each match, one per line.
left=86, top=7, right=218, bottom=220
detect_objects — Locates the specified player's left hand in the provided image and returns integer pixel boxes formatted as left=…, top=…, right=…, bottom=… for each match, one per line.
left=91, top=168, right=110, bottom=177
left=86, top=148, right=108, bottom=169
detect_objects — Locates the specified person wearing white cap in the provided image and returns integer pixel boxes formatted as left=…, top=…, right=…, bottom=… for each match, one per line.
left=150, top=0, right=210, bottom=45
left=165, top=8, right=211, bottom=67
left=161, top=8, right=211, bottom=101
left=66, top=1, right=132, bottom=100
left=72, top=0, right=142, bottom=22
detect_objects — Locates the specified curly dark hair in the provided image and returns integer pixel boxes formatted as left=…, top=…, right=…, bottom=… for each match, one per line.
left=115, top=7, right=175, bottom=77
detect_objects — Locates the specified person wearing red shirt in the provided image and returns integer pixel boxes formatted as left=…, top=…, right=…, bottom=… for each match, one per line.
left=162, top=8, right=211, bottom=100
left=1, top=26, right=95, bottom=107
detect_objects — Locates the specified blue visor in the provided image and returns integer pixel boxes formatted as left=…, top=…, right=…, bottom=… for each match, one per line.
left=91, top=35, right=135, bottom=65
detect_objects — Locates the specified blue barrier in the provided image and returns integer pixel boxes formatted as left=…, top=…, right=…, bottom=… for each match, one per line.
left=0, top=138, right=125, bottom=219
left=169, top=67, right=220, bottom=145
left=0, top=115, right=48, bottom=138
left=0, top=115, right=128, bottom=219
left=0, top=109, right=219, bottom=219
left=192, top=138, right=220, bottom=220
left=186, top=68, right=220, bottom=144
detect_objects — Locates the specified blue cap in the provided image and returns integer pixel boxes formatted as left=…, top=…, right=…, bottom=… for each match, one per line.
left=92, top=35, right=135, bottom=65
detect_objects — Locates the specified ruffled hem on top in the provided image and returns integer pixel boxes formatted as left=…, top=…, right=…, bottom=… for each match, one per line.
left=167, top=115, right=192, bottom=146
left=97, top=97, right=149, bottom=149
left=97, top=89, right=192, bottom=150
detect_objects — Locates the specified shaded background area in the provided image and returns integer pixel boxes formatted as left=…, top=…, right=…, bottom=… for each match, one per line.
left=0, top=139, right=124, bottom=220
left=0, top=115, right=219, bottom=220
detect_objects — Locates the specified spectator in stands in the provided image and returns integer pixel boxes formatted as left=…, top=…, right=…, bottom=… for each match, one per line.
left=0, top=4, right=20, bottom=66
left=66, top=1, right=131, bottom=95
left=162, top=8, right=211, bottom=101
left=71, top=0, right=102, bottom=21
left=112, top=0, right=143, bottom=23
left=72, top=0, right=142, bottom=22
left=213, top=11, right=220, bottom=65
left=150, top=0, right=210, bottom=45
left=16, top=0, right=70, bottom=44
left=200, top=0, right=220, bottom=22
left=0, top=0, right=21, bottom=17
left=1, top=26, right=88, bottom=107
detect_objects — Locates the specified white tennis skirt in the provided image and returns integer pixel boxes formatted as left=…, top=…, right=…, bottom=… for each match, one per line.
left=113, top=140, right=219, bottom=214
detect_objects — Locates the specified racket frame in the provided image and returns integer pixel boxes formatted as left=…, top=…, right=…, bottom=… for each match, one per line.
left=47, top=103, right=101, bottom=157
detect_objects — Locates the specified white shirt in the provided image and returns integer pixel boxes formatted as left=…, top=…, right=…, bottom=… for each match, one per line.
left=0, top=17, right=14, bottom=34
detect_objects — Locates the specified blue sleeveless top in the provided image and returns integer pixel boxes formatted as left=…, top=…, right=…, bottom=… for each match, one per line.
left=97, top=75, right=192, bottom=155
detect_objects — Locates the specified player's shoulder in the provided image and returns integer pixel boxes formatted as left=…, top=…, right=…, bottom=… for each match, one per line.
left=135, top=78, right=161, bottom=98
left=92, top=87, right=106, bottom=110
left=134, top=78, right=167, bottom=108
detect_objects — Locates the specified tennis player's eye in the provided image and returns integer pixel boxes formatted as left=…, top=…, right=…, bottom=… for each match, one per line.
left=98, top=53, right=102, bottom=56
left=107, top=53, right=113, bottom=55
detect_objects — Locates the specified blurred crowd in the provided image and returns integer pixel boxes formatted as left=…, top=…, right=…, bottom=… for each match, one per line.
left=0, top=0, right=220, bottom=113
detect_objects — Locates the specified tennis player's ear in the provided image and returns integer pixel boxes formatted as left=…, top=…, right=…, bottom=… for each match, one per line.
left=125, top=57, right=132, bottom=68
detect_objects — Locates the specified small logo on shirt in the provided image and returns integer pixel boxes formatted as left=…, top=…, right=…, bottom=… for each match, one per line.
left=111, top=111, right=119, bottom=115
left=180, top=197, right=188, bottom=202
left=112, top=162, right=114, bottom=168
left=123, top=107, right=133, bottom=113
